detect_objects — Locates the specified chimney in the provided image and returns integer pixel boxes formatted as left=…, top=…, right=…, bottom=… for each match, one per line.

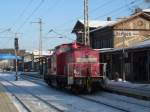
left=107, top=17, right=111, bottom=21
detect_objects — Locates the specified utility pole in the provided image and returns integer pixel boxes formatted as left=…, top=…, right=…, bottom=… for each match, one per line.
left=84, top=0, right=90, bottom=46
left=14, top=33, right=19, bottom=81
left=32, top=18, right=43, bottom=76
left=122, top=23, right=126, bottom=81
left=32, top=18, right=43, bottom=58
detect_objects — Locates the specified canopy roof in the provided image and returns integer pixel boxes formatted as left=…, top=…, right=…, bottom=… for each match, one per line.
left=0, top=54, right=22, bottom=60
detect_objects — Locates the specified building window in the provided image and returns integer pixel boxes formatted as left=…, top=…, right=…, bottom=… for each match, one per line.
left=93, top=39, right=112, bottom=49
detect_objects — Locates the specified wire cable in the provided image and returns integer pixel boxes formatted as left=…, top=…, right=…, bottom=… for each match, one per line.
left=54, top=0, right=113, bottom=30
left=94, top=0, right=142, bottom=19
left=16, top=0, right=44, bottom=31
left=10, top=0, right=34, bottom=29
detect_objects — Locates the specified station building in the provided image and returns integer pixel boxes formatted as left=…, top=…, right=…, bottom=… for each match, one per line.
left=72, top=9, right=150, bottom=83
left=0, top=49, right=25, bottom=71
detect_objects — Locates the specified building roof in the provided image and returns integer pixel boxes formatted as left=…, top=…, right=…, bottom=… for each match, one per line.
left=78, top=20, right=116, bottom=28
left=90, top=9, right=150, bottom=33
left=99, top=39, right=150, bottom=54
left=0, top=54, right=22, bottom=60
left=72, top=20, right=116, bottom=33
left=33, top=50, right=53, bottom=56
left=143, top=9, right=150, bottom=13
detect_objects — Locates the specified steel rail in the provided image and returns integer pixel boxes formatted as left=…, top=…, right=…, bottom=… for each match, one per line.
left=21, top=74, right=150, bottom=109
left=78, top=95, right=131, bottom=112
left=95, top=94, right=150, bottom=108
left=0, top=81, right=32, bottom=112
left=0, top=77, right=65, bottom=112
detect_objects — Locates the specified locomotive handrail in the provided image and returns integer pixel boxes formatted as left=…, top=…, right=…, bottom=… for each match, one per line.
left=99, top=63, right=107, bottom=78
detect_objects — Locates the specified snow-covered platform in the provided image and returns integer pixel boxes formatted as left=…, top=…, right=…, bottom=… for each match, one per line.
left=21, top=71, right=42, bottom=78
left=0, top=82, right=18, bottom=112
left=105, top=80, right=150, bottom=100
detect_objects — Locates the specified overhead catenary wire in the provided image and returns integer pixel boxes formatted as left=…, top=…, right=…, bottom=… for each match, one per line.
left=90, top=0, right=112, bottom=15
left=47, top=0, right=113, bottom=43
left=0, top=0, right=147, bottom=50
left=16, top=0, right=44, bottom=32
left=0, top=28, right=11, bottom=34
left=55, top=0, right=113, bottom=30
left=41, top=0, right=63, bottom=19
left=0, top=1, right=34, bottom=49
left=108, top=1, right=145, bottom=20
left=10, top=0, right=34, bottom=30
left=94, top=0, right=142, bottom=19
left=52, top=0, right=143, bottom=38
left=48, top=29, right=75, bottom=41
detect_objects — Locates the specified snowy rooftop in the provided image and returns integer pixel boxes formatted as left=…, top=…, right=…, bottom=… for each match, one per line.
left=143, top=9, right=150, bottom=13
left=33, top=50, right=53, bottom=56
left=79, top=20, right=116, bottom=28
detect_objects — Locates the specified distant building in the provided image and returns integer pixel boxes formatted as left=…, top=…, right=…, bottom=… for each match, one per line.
left=0, top=49, right=25, bottom=56
left=72, top=10, right=150, bottom=49
left=32, top=50, right=53, bottom=58
left=0, top=49, right=25, bottom=71
left=23, top=50, right=54, bottom=72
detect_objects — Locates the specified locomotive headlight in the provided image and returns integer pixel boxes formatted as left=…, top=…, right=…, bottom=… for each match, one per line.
left=74, top=69, right=80, bottom=76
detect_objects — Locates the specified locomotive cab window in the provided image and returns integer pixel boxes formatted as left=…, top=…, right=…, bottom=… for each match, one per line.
left=76, top=57, right=97, bottom=63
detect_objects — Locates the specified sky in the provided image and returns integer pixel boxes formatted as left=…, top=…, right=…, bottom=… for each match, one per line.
left=0, top=0, right=149, bottom=52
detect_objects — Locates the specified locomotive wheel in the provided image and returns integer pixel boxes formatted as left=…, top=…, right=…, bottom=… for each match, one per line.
left=56, top=80, right=64, bottom=89
left=71, top=85, right=81, bottom=94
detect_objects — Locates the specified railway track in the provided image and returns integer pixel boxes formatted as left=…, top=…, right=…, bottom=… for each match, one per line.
left=78, top=93, right=150, bottom=112
left=0, top=77, right=66, bottom=112
left=20, top=76, right=129, bottom=112
left=20, top=74, right=150, bottom=112
left=1, top=82, right=32, bottom=112
left=78, top=95, right=130, bottom=112
left=21, top=72, right=43, bottom=79
left=105, top=84, right=150, bottom=100
left=95, top=93, right=150, bottom=108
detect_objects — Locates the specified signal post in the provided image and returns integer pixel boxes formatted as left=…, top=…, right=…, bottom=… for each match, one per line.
left=14, top=34, right=19, bottom=81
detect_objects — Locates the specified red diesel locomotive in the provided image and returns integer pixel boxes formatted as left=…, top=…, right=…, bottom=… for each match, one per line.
left=44, top=42, right=105, bottom=92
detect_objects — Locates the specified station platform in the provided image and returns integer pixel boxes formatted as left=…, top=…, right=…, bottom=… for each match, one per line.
left=0, top=83, right=18, bottom=112
left=105, top=80, right=150, bottom=100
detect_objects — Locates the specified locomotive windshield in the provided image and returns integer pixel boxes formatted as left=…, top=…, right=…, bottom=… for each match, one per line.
left=76, top=57, right=97, bottom=63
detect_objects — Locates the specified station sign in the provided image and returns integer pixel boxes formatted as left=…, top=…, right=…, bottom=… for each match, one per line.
left=114, top=31, right=139, bottom=37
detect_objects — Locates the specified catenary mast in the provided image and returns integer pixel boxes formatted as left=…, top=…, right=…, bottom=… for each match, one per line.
left=84, top=0, right=90, bottom=46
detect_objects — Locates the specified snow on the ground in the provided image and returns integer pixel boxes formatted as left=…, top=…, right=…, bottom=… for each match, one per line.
left=81, top=91, right=150, bottom=112
left=0, top=73, right=120, bottom=112
left=0, top=72, right=150, bottom=112
left=106, top=79, right=150, bottom=91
